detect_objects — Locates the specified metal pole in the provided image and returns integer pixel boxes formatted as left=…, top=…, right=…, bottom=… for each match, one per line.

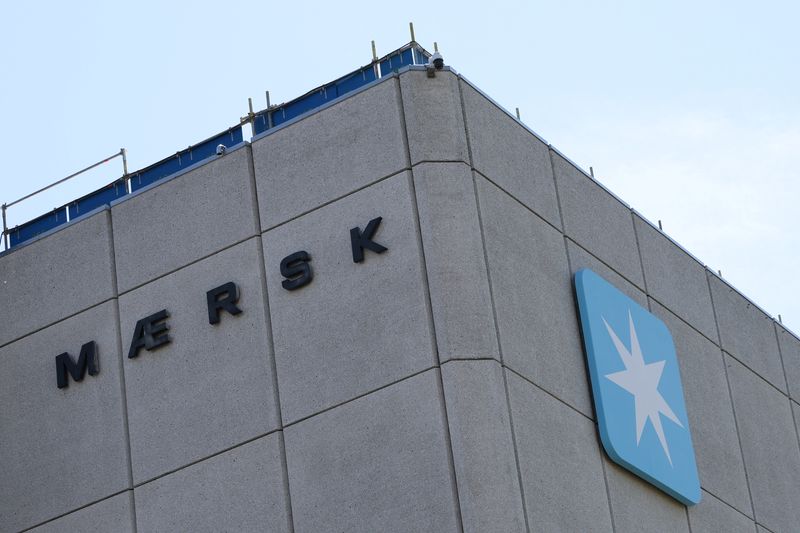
left=2, top=204, right=8, bottom=250
left=121, top=148, right=131, bottom=194
left=248, top=97, right=255, bottom=135
left=409, top=22, right=416, bottom=43
left=5, top=149, right=125, bottom=209
left=2, top=149, right=127, bottom=248
left=266, top=91, right=273, bottom=129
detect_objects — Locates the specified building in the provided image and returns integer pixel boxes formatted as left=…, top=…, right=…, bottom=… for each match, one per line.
left=1, top=43, right=799, bottom=532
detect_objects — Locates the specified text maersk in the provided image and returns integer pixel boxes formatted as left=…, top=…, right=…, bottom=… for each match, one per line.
left=53, top=217, right=387, bottom=389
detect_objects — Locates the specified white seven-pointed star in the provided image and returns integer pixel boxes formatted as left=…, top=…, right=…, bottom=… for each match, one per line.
left=602, top=311, right=683, bottom=466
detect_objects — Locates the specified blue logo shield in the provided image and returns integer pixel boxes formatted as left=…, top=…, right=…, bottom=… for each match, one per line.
left=574, top=269, right=701, bottom=505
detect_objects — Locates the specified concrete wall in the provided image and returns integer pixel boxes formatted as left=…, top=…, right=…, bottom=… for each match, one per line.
left=1, top=66, right=798, bottom=533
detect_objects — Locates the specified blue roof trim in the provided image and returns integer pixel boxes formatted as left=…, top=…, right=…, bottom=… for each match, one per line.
left=0, top=206, right=109, bottom=258
left=110, top=141, right=249, bottom=206
left=253, top=43, right=430, bottom=137
left=128, top=126, right=244, bottom=193
left=4, top=43, right=431, bottom=248
left=67, top=178, right=128, bottom=220
left=250, top=73, right=395, bottom=143
left=7, top=207, right=68, bottom=248
left=250, top=64, right=453, bottom=144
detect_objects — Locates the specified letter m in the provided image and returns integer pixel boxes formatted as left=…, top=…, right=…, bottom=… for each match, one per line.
left=55, top=341, right=99, bottom=389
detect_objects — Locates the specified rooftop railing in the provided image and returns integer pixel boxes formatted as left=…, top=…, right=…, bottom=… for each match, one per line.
left=2, top=41, right=431, bottom=251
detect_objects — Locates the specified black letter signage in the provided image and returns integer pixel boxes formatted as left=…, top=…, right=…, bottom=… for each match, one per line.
left=55, top=341, right=98, bottom=389
left=207, top=282, right=243, bottom=324
left=350, top=216, right=387, bottom=263
left=50, top=216, right=394, bottom=391
left=280, top=251, right=313, bottom=290
left=128, top=309, right=171, bottom=359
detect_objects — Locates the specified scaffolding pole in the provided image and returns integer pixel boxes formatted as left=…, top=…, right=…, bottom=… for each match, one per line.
left=2, top=148, right=127, bottom=250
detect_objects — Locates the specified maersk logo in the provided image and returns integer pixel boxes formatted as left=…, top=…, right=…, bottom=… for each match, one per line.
left=574, top=269, right=701, bottom=505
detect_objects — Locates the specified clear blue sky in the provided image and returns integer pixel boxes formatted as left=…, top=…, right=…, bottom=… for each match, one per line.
left=2, top=1, right=798, bottom=331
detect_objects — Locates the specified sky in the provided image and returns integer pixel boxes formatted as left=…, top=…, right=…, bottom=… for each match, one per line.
left=1, top=1, right=798, bottom=331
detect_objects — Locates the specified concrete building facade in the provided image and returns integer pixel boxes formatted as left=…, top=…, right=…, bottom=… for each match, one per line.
left=2, top=63, right=800, bottom=532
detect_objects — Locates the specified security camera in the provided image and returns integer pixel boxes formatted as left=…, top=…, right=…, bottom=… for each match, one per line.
left=215, top=144, right=227, bottom=156
left=430, top=52, right=444, bottom=70
left=426, top=52, right=444, bottom=77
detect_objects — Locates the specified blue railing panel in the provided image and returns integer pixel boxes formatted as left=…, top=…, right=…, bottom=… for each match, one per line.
left=188, top=128, right=243, bottom=162
left=400, top=47, right=414, bottom=66
left=130, top=156, right=182, bottom=192
left=68, top=179, right=128, bottom=219
left=253, top=46, right=426, bottom=137
left=253, top=112, right=270, bottom=135
left=5, top=43, right=431, bottom=250
left=379, top=48, right=414, bottom=76
left=129, top=126, right=243, bottom=192
left=413, top=47, right=429, bottom=65
left=336, top=67, right=377, bottom=96
left=9, top=207, right=68, bottom=247
left=272, top=88, right=330, bottom=126
left=256, top=67, right=376, bottom=135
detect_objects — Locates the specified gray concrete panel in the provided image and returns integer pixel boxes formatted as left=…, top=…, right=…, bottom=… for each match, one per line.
left=566, top=239, right=648, bottom=309
left=120, top=238, right=278, bottom=484
left=29, top=492, right=135, bottom=533
left=263, top=173, right=435, bottom=424
left=709, top=275, right=786, bottom=391
left=688, top=491, right=755, bottom=533
left=604, top=459, right=690, bottom=533
left=0, top=301, right=129, bottom=532
left=506, top=370, right=612, bottom=532
left=477, top=176, right=592, bottom=416
left=777, top=326, right=800, bottom=400
left=253, top=78, right=408, bottom=229
left=793, top=401, right=800, bottom=454
left=460, top=80, right=561, bottom=227
left=400, top=70, right=469, bottom=164
left=284, top=369, right=460, bottom=533
left=726, top=355, right=800, bottom=533
left=112, top=146, right=259, bottom=294
left=135, top=433, right=290, bottom=533
left=635, top=215, right=718, bottom=342
left=650, top=300, right=751, bottom=515
left=0, top=210, right=114, bottom=347
left=413, top=163, right=498, bottom=362
left=441, top=360, right=526, bottom=533
left=552, top=150, right=645, bottom=289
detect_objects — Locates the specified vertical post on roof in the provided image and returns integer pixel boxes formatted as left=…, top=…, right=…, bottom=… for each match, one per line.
left=371, top=40, right=380, bottom=78
left=515, top=107, right=521, bottom=120
left=434, top=42, right=439, bottom=52
left=266, top=91, right=273, bottom=129
left=409, top=22, right=416, bottom=43
left=1, top=203, right=8, bottom=250
left=248, top=98, right=255, bottom=135
left=121, top=148, right=130, bottom=193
